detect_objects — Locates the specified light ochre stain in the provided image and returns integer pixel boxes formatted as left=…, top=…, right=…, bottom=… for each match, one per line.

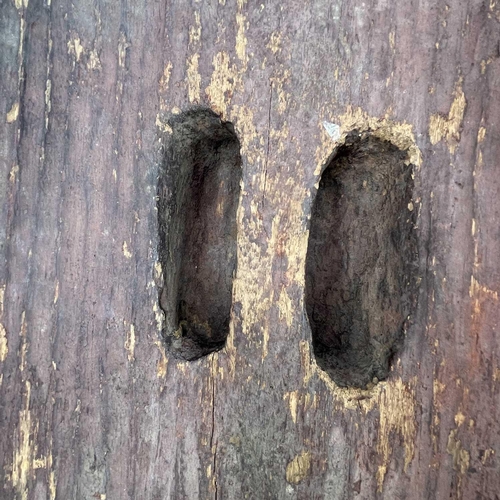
left=159, top=62, right=173, bottom=92
left=477, top=126, right=486, bottom=143
left=124, top=323, right=136, bottom=362
left=118, top=32, right=130, bottom=68
left=455, top=411, right=466, bottom=427
left=376, top=377, right=417, bottom=491
left=469, top=275, right=498, bottom=323
left=0, top=285, right=4, bottom=314
left=0, top=323, right=7, bottom=362
left=122, top=241, right=132, bottom=259
left=19, top=311, right=27, bottom=373
left=187, top=53, right=201, bottom=103
left=285, top=451, right=311, bottom=484
left=9, top=164, right=19, bottom=183
left=155, top=115, right=172, bottom=134
left=447, top=429, right=470, bottom=474
left=235, top=13, right=248, bottom=65
left=299, top=340, right=380, bottom=411
left=299, top=340, right=417, bottom=491
left=283, top=391, right=299, bottom=423
left=12, top=381, right=33, bottom=500
left=271, top=69, right=291, bottom=115
left=11, top=380, right=50, bottom=500
left=267, top=31, right=282, bottom=54
left=206, top=51, right=241, bottom=116
left=154, top=340, right=168, bottom=379
left=67, top=36, right=84, bottom=63
left=429, top=78, right=466, bottom=154
left=87, top=49, right=101, bottom=70
left=189, top=11, right=201, bottom=45
left=230, top=104, right=258, bottom=163
left=316, top=106, right=422, bottom=172
left=152, top=301, right=163, bottom=333
left=6, top=102, right=19, bottom=123
left=481, top=448, right=495, bottom=464
left=53, top=280, right=59, bottom=305
left=15, top=0, right=29, bottom=10
left=389, top=31, right=395, bottom=50
left=277, top=288, right=293, bottom=328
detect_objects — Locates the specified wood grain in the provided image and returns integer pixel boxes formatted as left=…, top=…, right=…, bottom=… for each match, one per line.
left=1, top=0, right=499, bottom=498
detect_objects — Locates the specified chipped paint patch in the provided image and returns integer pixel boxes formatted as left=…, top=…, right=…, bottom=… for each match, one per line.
left=6, top=102, right=19, bottom=123
left=286, top=451, right=311, bottom=484
left=322, top=121, right=341, bottom=141
left=125, top=323, right=135, bottom=362
left=429, top=79, right=466, bottom=154
left=0, top=323, right=7, bottom=361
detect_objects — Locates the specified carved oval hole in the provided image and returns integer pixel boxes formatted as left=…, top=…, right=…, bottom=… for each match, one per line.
left=157, top=108, right=242, bottom=360
left=305, top=132, right=419, bottom=388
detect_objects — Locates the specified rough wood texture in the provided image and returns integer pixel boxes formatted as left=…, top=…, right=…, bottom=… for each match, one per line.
left=1, top=0, right=499, bottom=499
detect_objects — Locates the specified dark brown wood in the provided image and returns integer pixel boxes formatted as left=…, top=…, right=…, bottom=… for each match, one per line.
left=1, top=0, right=499, bottom=498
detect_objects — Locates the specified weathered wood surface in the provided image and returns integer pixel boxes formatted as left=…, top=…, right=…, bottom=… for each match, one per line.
left=1, top=0, right=499, bottom=498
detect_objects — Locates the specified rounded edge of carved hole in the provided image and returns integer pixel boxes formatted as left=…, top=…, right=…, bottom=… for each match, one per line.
left=305, top=130, right=419, bottom=389
left=157, top=107, right=242, bottom=361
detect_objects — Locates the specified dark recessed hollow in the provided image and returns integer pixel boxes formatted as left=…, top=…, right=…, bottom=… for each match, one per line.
left=157, top=107, right=241, bottom=360
left=305, top=132, right=418, bottom=388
